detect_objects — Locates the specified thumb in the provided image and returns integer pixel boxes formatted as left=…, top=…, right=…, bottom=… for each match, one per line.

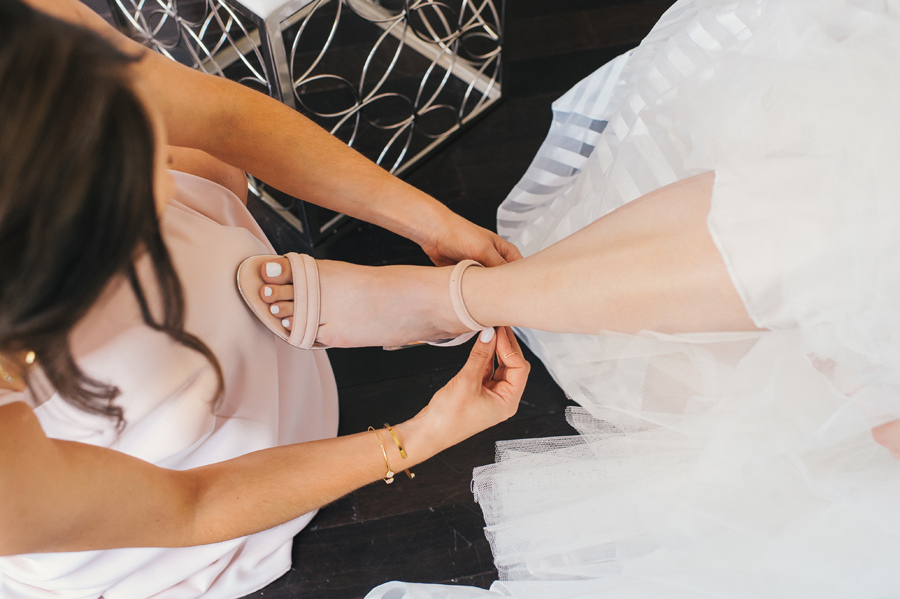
left=496, top=237, right=524, bottom=263
left=458, top=328, right=497, bottom=380
left=478, top=247, right=506, bottom=267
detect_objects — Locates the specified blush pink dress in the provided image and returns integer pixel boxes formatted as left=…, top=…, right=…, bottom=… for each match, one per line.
left=0, top=171, right=339, bottom=599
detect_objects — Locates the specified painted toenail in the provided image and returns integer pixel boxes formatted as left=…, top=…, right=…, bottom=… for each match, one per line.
left=265, top=262, right=282, bottom=277
left=270, top=305, right=280, bottom=315
left=263, top=286, right=273, bottom=297
left=479, top=327, right=495, bottom=343
left=282, top=318, right=290, bottom=329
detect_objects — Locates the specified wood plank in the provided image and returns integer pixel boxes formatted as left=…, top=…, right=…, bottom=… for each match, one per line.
left=507, top=1, right=675, bottom=60
left=243, top=503, right=499, bottom=599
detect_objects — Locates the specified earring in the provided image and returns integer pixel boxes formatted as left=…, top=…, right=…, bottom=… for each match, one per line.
left=0, top=351, right=35, bottom=384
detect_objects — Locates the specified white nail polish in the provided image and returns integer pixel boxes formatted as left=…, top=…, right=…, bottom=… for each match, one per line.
left=479, top=327, right=495, bottom=343
left=270, top=305, right=280, bottom=315
left=265, top=262, right=282, bottom=278
left=282, top=318, right=291, bottom=328
left=263, top=286, right=273, bottom=297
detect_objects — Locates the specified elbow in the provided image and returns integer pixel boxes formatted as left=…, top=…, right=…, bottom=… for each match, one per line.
left=0, top=497, right=46, bottom=556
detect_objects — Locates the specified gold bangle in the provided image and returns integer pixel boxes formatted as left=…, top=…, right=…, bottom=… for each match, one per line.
left=384, top=423, right=415, bottom=479
left=368, top=426, right=395, bottom=484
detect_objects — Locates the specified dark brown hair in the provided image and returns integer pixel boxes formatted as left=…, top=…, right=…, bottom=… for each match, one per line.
left=0, top=0, right=223, bottom=424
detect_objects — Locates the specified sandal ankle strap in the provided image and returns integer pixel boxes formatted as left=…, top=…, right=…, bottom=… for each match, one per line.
left=448, top=259, right=486, bottom=331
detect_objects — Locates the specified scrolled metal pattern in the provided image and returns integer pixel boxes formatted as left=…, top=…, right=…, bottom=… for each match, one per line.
left=286, top=0, right=502, bottom=174
left=108, top=0, right=502, bottom=242
left=110, top=0, right=501, bottom=176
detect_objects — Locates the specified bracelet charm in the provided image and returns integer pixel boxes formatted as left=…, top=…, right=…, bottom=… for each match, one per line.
left=384, top=423, right=415, bottom=479
left=368, top=426, right=395, bottom=484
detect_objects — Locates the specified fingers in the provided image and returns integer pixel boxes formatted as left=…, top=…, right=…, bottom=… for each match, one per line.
left=478, top=328, right=497, bottom=382
left=463, top=327, right=527, bottom=389
left=477, top=246, right=506, bottom=267
left=421, top=327, right=525, bottom=445
left=493, top=235, right=524, bottom=264
left=491, top=327, right=530, bottom=392
left=496, top=326, right=525, bottom=367
left=465, top=235, right=522, bottom=268
left=459, top=327, right=498, bottom=382
left=474, top=327, right=527, bottom=422
left=424, top=224, right=523, bottom=267
left=428, top=254, right=454, bottom=267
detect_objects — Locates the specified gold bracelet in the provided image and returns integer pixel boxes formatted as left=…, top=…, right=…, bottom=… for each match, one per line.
left=384, top=423, right=415, bottom=479
left=368, top=426, right=395, bottom=484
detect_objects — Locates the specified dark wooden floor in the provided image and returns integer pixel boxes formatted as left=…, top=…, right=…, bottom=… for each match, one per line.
left=243, top=1, right=673, bottom=597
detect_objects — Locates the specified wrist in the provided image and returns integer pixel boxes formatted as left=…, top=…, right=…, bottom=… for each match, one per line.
left=392, top=413, right=446, bottom=466
left=391, top=194, right=454, bottom=248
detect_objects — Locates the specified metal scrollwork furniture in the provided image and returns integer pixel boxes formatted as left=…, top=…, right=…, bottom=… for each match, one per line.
left=107, top=0, right=503, bottom=244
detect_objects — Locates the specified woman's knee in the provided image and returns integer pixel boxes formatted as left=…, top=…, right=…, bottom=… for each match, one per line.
left=167, top=145, right=249, bottom=205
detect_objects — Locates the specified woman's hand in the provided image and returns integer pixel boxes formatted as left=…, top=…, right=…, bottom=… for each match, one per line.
left=411, top=327, right=529, bottom=453
left=418, top=211, right=523, bottom=267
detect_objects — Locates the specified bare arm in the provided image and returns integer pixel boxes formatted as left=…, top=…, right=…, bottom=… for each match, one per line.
left=25, top=0, right=521, bottom=266
left=0, top=328, right=527, bottom=555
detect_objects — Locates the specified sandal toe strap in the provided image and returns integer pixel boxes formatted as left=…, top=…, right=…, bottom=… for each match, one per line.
left=286, top=252, right=321, bottom=349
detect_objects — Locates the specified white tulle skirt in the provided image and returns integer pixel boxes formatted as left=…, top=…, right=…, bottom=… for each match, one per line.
left=368, top=0, right=900, bottom=597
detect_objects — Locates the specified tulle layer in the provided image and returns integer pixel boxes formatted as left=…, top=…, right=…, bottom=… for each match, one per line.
left=370, top=332, right=900, bottom=598
left=473, top=331, right=900, bottom=596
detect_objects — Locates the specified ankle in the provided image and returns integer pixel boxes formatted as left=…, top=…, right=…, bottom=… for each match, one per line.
left=412, top=265, right=466, bottom=338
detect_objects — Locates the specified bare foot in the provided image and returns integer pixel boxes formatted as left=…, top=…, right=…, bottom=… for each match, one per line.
left=256, top=257, right=477, bottom=348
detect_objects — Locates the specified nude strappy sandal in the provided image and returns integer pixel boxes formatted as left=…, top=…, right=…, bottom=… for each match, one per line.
left=237, top=253, right=326, bottom=349
left=236, top=254, right=486, bottom=350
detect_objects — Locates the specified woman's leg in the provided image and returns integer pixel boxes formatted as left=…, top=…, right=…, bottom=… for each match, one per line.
left=462, top=171, right=758, bottom=335
left=258, top=172, right=759, bottom=348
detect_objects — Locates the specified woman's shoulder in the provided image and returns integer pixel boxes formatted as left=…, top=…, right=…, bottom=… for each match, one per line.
left=0, top=392, right=32, bottom=410
left=0, top=365, right=53, bottom=411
